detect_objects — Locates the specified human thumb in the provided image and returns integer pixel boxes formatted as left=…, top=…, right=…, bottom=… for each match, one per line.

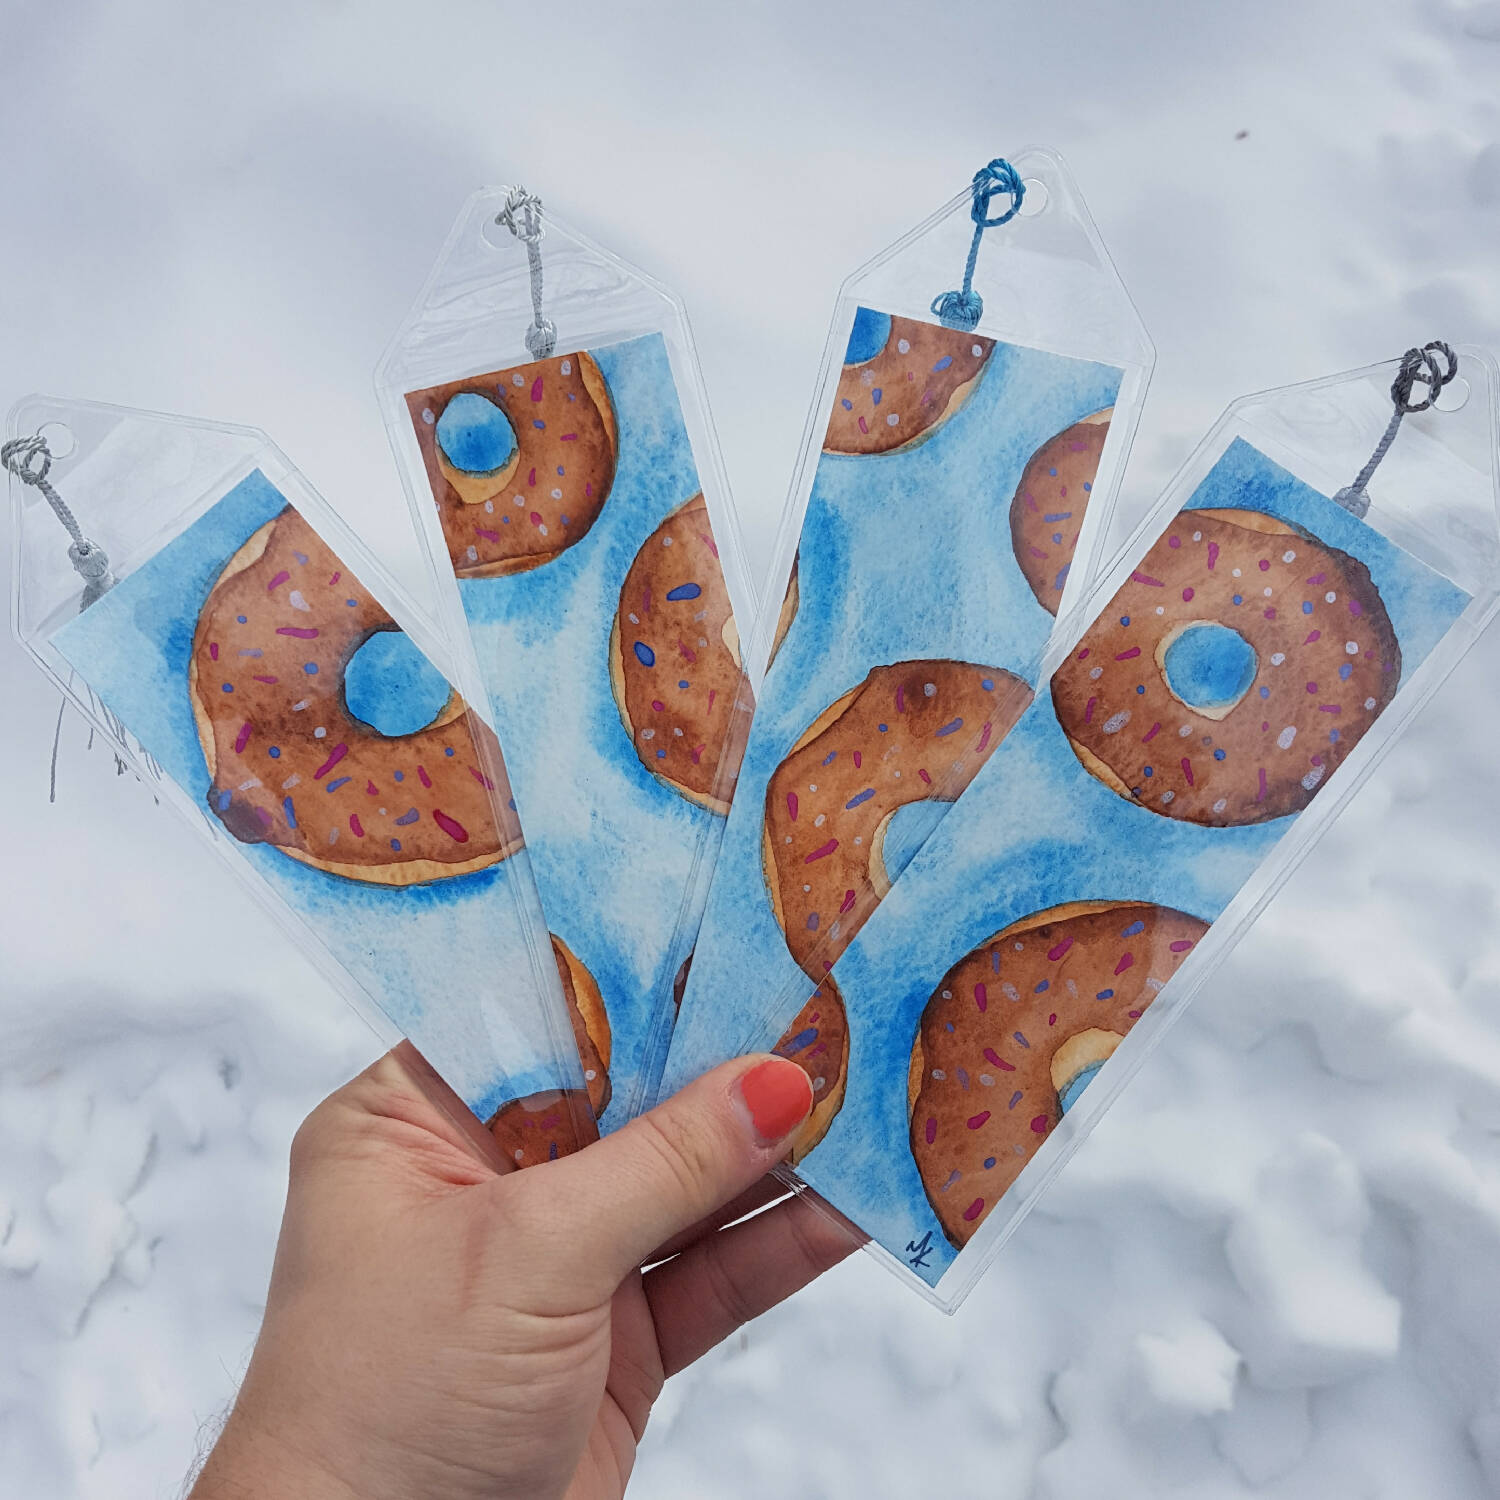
left=521, top=1054, right=813, bottom=1297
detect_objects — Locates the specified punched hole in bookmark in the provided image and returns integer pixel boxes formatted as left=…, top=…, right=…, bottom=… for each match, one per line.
left=1017, top=179, right=1050, bottom=217
left=1435, top=377, right=1471, bottom=412
left=35, top=421, right=77, bottom=460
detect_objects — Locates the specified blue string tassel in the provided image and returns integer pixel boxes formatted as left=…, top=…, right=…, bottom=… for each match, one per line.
left=931, top=158, right=1025, bottom=331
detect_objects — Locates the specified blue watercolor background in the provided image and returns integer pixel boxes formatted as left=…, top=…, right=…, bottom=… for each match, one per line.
left=447, top=333, right=720, bottom=1124
left=664, top=329, right=1124, bottom=1096
left=673, top=438, right=1471, bottom=1288
left=51, top=470, right=567, bottom=1120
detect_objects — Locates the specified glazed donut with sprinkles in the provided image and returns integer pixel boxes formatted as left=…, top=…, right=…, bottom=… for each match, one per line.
left=1052, top=507, right=1401, bottom=825
left=190, top=506, right=521, bottom=883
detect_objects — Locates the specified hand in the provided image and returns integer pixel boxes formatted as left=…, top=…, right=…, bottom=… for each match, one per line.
left=188, top=1042, right=854, bottom=1500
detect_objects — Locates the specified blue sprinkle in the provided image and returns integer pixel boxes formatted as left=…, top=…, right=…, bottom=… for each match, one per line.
left=1330, top=729, right=1341, bottom=743
left=221, top=683, right=233, bottom=693
left=1120, top=615, right=1131, bottom=626
left=932, top=355, right=953, bottom=371
left=390, top=838, right=401, bottom=851
left=633, top=641, right=656, bottom=667
left=1143, top=766, right=1154, bottom=776
left=1082, top=481, right=1092, bottom=492
left=1303, top=601, right=1314, bottom=615
left=981, top=678, right=994, bottom=690
left=1339, top=663, right=1352, bottom=679
left=807, top=913, right=819, bottom=930
left=935, top=717, right=963, bottom=737
left=394, top=770, right=404, bottom=782
left=557, top=465, right=565, bottom=475
left=395, top=808, right=419, bottom=825
left=303, top=662, right=318, bottom=674
left=532, top=419, right=545, bottom=429
left=346, top=599, right=357, bottom=607
left=1214, top=748, right=1226, bottom=760
left=1097, top=988, right=1115, bottom=1000
left=1043, top=512, right=1072, bottom=523
left=678, top=679, right=689, bottom=690
left=841, top=398, right=852, bottom=410
left=216, top=789, right=232, bottom=811
left=780, top=1027, right=818, bottom=1054
left=1034, top=980, right=1049, bottom=994
left=236, top=614, right=247, bottom=624
left=871, top=387, right=882, bottom=405
left=1233, top=595, right=1243, bottom=605
left=983, top=1157, right=997, bottom=1169
left=282, top=796, right=296, bottom=828
left=845, top=787, right=875, bottom=809
left=268, top=746, right=281, bottom=759
left=665, top=583, right=702, bottom=602
left=1122, top=920, right=1146, bottom=937
left=502, top=516, right=510, bottom=524
left=548, top=1142, right=558, bottom=1161
left=508, top=797, right=516, bottom=810
left=1048, top=467, right=1058, bottom=477
left=656, top=748, right=666, bottom=758
left=1054, top=563, right=1070, bottom=590
left=822, top=751, right=838, bottom=765
left=444, top=747, right=455, bottom=757
left=1260, top=686, right=1270, bottom=698
left=1136, top=684, right=1146, bottom=694
left=326, top=776, right=351, bottom=793
left=1052, top=532, right=1063, bottom=544
left=877, top=722, right=888, bottom=732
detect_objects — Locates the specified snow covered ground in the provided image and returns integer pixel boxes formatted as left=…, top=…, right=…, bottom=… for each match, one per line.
left=4, top=2, right=1500, bottom=1494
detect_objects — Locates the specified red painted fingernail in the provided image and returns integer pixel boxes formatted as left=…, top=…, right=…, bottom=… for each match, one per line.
left=738, top=1058, right=813, bottom=1145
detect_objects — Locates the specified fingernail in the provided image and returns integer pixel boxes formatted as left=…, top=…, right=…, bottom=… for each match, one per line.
left=737, top=1057, right=813, bottom=1145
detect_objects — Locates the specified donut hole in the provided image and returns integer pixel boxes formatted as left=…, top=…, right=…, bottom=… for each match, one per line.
left=871, top=797, right=949, bottom=890
left=1050, top=1028, right=1122, bottom=1115
left=1159, top=622, right=1259, bottom=718
left=436, top=391, right=518, bottom=476
left=843, top=307, right=892, bottom=366
left=343, top=628, right=455, bottom=738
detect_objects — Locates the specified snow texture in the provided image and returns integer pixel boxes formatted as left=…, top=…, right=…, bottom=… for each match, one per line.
left=4, top=1, right=1500, bottom=1495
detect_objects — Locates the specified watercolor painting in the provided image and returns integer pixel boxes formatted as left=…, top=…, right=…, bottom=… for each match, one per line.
left=49, top=470, right=580, bottom=1127
left=715, top=437, right=1470, bottom=1290
left=406, top=333, right=749, bottom=1124
left=663, top=312, right=1125, bottom=1127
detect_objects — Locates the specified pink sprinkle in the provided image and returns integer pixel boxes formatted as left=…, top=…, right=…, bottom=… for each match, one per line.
left=349, top=813, right=364, bottom=838
left=1319, top=704, right=1342, bottom=714
left=1128, top=1009, right=1143, bottom=1019
left=967, top=1111, right=991, bottom=1130
left=1182, top=757, right=1195, bottom=787
left=1116, top=646, right=1141, bottom=660
left=1168, top=535, right=1181, bottom=549
left=476, top=527, right=499, bottom=543
left=1131, top=573, right=1163, bottom=587
left=585, top=481, right=593, bottom=498
left=1048, top=938, right=1073, bottom=961
left=530, top=376, right=543, bottom=401
left=1030, top=545, right=1047, bottom=559
left=690, top=744, right=704, bottom=763
left=1025, top=491, right=1037, bottom=513
left=976, top=721, right=993, bottom=752
left=1182, top=586, right=1195, bottom=602
left=805, top=838, right=838, bottom=863
left=1306, top=572, right=1326, bottom=585
left=1143, top=721, right=1161, bottom=742
left=417, top=765, right=432, bottom=789
left=528, top=467, right=537, bottom=487
left=787, top=791, right=798, bottom=821
left=1049, top=1012, right=1058, bottom=1026
left=234, top=721, right=253, bottom=754
left=1257, top=767, right=1268, bottom=801
left=1030, top=1116, right=1049, bottom=1134
left=858, top=415, right=869, bottom=433
left=1305, top=630, right=1321, bottom=644
left=840, top=889, right=856, bottom=914
left=252, top=675, right=278, bottom=684
left=651, top=699, right=664, bottom=712
left=254, top=806, right=274, bottom=831
left=468, top=765, right=495, bottom=791
left=983, top=1049, right=1014, bottom=1072
left=209, top=642, right=219, bottom=661
left=707, top=689, right=716, bottom=710
left=366, top=781, right=378, bottom=796
left=560, top=432, right=577, bottom=441
left=432, top=809, right=469, bottom=843
left=925, top=1118, right=937, bottom=1145
left=678, top=639, right=697, bottom=663
left=698, top=530, right=720, bottom=558
left=267, top=570, right=289, bottom=591
left=329, top=571, right=341, bottom=585
left=1259, top=559, right=1271, bottom=571
left=1349, top=599, right=1363, bottom=616
left=1085, top=696, right=1097, bottom=723
left=853, top=751, right=862, bottom=769
left=1170, top=939, right=1195, bottom=952
left=313, top=743, right=348, bottom=779
left=276, top=626, right=318, bottom=639
left=962, top=1198, right=985, bottom=1222
left=1306, top=681, right=1318, bottom=693
left=1207, top=542, right=1220, bottom=571
left=1264, top=608, right=1277, bottom=619
left=1077, top=647, right=1090, bottom=661
left=530, top=511, right=543, bottom=526
left=918, top=768, right=932, bottom=784
left=1115, top=951, right=1134, bottom=975
left=895, top=684, right=906, bottom=713
left=921, top=389, right=934, bottom=406
left=974, top=982, right=988, bottom=1012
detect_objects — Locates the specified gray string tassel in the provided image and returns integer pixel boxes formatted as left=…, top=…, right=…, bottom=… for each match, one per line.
left=2, top=433, right=115, bottom=605
left=1334, top=341, right=1458, bottom=519
left=495, top=187, right=557, bottom=359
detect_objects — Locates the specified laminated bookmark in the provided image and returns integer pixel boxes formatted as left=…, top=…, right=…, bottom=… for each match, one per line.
left=376, top=187, right=755, bottom=1126
left=9, top=398, right=595, bottom=1159
left=714, top=341, right=1500, bottom=1309
left=663, top=150, right=1153, bottom=1139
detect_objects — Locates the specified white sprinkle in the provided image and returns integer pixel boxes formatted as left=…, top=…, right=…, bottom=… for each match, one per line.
left=809, top=783, right=818, bottom=792
left=512, top=373, right=525, bottom=386
left=893, top=769, right=902, bottom=778
left=1156, top=606, right=1165, bottom=615
left=785, top=835, right=793, bottom=844
left=1212, top=797, right=1228, bottom=814
left=931, top=1067, right=946, bottom=1079
left=1193, top=531, right=1202, bottom=542
left=814, top=813, right=826, bottom=827
left=314, top=727, right=326, bottom=739
left=979, top=1073, right=995, bottom=1086
left=328, top=827, right=339, bottom=845
left=1283, top=550, right=1296, bottom=563
left=673, top=727, right=683, bottom=736
left=514, top=495, right=524, bottom=506
left=1231, top=567, right=1242, bottom=578
left=1146, top=977, right=1167, bottom=993
left=550, top=487, right=562, bottom=499
left=628, top=612, right=639, bottom=624
left=1276, top=725, right=1297, bottom=750
left=923, top=682, right=937, bottom=697
left=662, top=535, right=673, bottom=546
left=641, top=729, right=655, bottom=740
left=861, top=369, right=874, bottom=386
left=1345, top=640, right=1358, bottom=654
left=292, top=699, right=310, bottom=712
left=282, top=774, right=301, bottom=789
left=1161, top=790, right=1175, bottom=804
left=897, top=338, right=910, bottom=354
left=1326, top=591, right=1337, bottom=603
left=972, top=343, right=984, bottom=357
left=513, top=1148, right=524, bottom=1162
left=697, top=637, right=708, bottom=648
left=1301, top=765, right=1326, bottom=791
left=560, top=359, right=572, bottom=375
left=422, top=408, right=435, bottom=424
left=537, top=524, right=548, bottom=538
left=467, top=545, right=479, bottom=561
left=485, top=499, right=494, bottom=512
left=1102, top=709, right=1131, bottom=734
left=1271, top=652, right=1285, bottom=665
left=237, top=778, right=260, bottom=792
left=1364, top=697, right=1377, bottom=710
left=829, top=921, right=841, bottom=938
left=693, top=609, right=707, bottom=621
left=1178, top=724, right=1192, bottom=737
left=886, top=413, right=899, bottom=426
left=1089, top=666, right=1103, bottom=680
left=854, top=836, right=862, bottom=845
left=288, top=589, right=310, bottom=612
left=1263, top=586, right=1273, bottom=596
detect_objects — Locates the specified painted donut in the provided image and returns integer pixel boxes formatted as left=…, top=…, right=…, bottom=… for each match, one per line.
left=1051, top=508, right=1401, bottom=825
left=909, top=901, right=1209, bottom=1247
left=610, top=494, right=748, bottom=812
left=1011, top=409, right=1114, bottom=612
left=771, top=976, right=849, bottom=1164
left=405, top=352, right=616, bottom=577
left=190, top=507, right=519, bottom=883
left=823, top=311, right=994, bottom=456
left=763, top=660, right=1029, bottom=980
left=489, top=934, right=611, bottom=1167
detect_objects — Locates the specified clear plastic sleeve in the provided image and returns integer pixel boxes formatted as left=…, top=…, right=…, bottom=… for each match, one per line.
left=706, top=344, right=1500, bottom=1310
left=374, top=189, right=756, bottom=1126
left=9, top=396, right=597, bottom=1161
